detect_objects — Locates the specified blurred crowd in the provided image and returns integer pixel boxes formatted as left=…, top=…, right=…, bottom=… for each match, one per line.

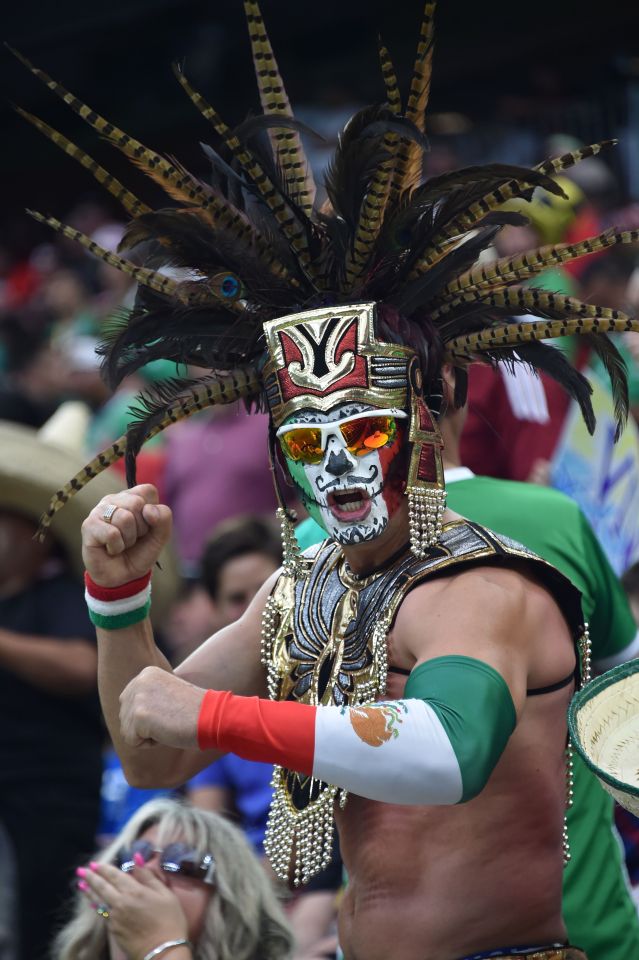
left=3, top=125, right=639, bottom=960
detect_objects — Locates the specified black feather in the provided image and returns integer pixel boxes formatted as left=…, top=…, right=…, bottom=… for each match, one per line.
left=199, top=141, right=255, bottom=202
left=326, top=112, right=430, bottom=232
left=390, top=226, right=499, bottom=314
left=481, top=341, right=596, bottom=435
left=99, top=284, right=271, bottom=389
left=363, top=116, right=430, bottom=151
left=424, top=165, right=566, bottom=248
left=325, top=105, right=394, bottom=229
left=124, top=376, right=201, bottom=484
left=119, top=208, right=300, bottom=306
left=581, top=332, right=629, bottom=440
left=379, top=163, right=558, bottom=255
left=416, top=163, right=565, bottom=205
left=225, top=122, right=324, bottom=268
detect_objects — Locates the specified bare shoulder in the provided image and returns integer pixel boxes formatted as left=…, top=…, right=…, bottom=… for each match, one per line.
left=175, top=567, right=283, bottom=696
left=393, top=561, right=574, bottom=700
left=397, top=562, right=551, bottom=630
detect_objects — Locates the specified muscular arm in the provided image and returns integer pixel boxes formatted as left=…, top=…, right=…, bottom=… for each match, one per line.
left=82, top=484, right=272, bottom=789
left=96, top=577, right=275, bottom=789
left=0, top=628, right=97, bottom=695
left=191, top=566, right=574, bottom=804
left=120, top=547, right=574, bottom=804
left=397, top=566, right=534, bottom=706
left=95, top=616, right=180, bottom=787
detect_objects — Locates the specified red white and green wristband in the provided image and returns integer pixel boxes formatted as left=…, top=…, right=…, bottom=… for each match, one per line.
left=84, top=571, right=152, bottom=630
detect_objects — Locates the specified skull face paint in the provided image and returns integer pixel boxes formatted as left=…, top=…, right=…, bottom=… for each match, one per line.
left=279, top=403, right=407, bottom=545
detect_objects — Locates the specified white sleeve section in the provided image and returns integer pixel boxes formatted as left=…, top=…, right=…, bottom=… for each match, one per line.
left=594, top=630, right=639, bottom=672
left=312, top=699, right=463, bottom=805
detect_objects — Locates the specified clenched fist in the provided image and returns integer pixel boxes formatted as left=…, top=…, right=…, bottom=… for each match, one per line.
left=81, top=484, right=172, bottom=587
left=119, top=666, right=206, bottom=749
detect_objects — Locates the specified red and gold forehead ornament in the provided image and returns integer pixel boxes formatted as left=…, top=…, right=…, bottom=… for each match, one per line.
left=262, top=302, right=414, bottom=429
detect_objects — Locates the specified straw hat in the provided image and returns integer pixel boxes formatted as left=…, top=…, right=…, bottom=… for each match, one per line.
left=0, top=402, right=179, bottom=627
left=568, top=660, right=639, bottom=816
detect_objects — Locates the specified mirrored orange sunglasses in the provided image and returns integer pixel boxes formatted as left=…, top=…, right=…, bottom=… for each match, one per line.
left=277, top=408, right=407, bottom=465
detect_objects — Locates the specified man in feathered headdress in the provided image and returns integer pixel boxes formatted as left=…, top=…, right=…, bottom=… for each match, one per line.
left=15, top=3, right=639, bottom=957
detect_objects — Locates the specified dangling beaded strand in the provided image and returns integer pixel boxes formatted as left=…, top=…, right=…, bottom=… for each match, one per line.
left=407, top=486, right=447, bottom=559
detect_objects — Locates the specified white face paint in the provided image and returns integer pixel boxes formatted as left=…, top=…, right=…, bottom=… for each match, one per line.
left=280, top=402, right=407, bottom=546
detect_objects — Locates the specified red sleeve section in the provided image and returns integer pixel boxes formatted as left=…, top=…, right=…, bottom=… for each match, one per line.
left=197, top=689, right=316, bottom=775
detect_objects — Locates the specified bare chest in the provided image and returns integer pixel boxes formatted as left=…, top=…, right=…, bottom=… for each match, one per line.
left=335, top=695, right=570, bottom=959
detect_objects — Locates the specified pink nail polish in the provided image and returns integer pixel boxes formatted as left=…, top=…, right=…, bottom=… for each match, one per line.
left=76, top=867, right=86, bottom=878
left=77, top=880, right=88, bottom=892
left=133, top=852, right=145, bottom=866
left=89, top=861, right=100, bottom=872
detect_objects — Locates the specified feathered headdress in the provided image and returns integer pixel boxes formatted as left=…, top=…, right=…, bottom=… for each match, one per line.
left=10, top=0, right=638, bottom=535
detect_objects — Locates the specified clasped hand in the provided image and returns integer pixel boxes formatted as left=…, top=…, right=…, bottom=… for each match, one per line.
left=120, top=667, right=206, bottom=750
left=77, top=859, right=189, bottom=960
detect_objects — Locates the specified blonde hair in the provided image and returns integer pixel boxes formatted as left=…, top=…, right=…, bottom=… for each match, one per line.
left=52, top=797, right=293, bottom=960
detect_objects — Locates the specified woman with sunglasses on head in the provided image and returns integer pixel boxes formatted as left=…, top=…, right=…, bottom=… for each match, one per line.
left=53, top=797, right=293, bottom=960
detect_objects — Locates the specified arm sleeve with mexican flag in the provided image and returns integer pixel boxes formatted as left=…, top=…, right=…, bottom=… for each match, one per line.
left=197, top=655, right=516, bottom=804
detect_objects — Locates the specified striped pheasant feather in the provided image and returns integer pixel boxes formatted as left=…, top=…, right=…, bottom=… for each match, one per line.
left=535, top=140, right=617, bottom=176
left=36, top=369, right=262, bottom=539
left=26, top=211, right=188, bottom=300
left=437, top=229, right=639, bottom=304
left=389, top=1, right=436, bottom=202
left=342, top=41, right=403, bottom=289
left=409, top=141, right=617, bottom=280
left=7, top=47, right=215, bottom=209
left=173, top=65, right=315, bottom=277
left=446, top=296, right=637, bottom=358
left=379, top=39, right=403, bottom=115
left=243, top=0, right=316, bottom=213
left=445, top=314, right=639, bottom=363
left=28, top=210, right=254, bottom=313
left=9, top=47, right=294, bottom=285
left=15, top=107, right=151, bottom=219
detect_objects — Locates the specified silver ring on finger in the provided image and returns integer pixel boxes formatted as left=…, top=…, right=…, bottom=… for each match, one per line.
left=96, top=902, right=111, bottom=920
left=102, top=504, right=119, bottom=524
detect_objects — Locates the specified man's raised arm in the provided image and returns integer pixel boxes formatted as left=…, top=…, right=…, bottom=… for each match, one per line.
left=81, top=483, right=270, bottom=789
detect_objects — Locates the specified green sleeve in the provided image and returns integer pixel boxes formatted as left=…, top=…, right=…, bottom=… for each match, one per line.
left=405, top=656, right=516, bottom=801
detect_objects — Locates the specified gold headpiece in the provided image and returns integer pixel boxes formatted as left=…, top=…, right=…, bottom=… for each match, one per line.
left=263, top=303, right=412, bottom=427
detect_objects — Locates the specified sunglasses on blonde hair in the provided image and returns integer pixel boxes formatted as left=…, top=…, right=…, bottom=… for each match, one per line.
left=115, top=839, right=216, bottom=884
